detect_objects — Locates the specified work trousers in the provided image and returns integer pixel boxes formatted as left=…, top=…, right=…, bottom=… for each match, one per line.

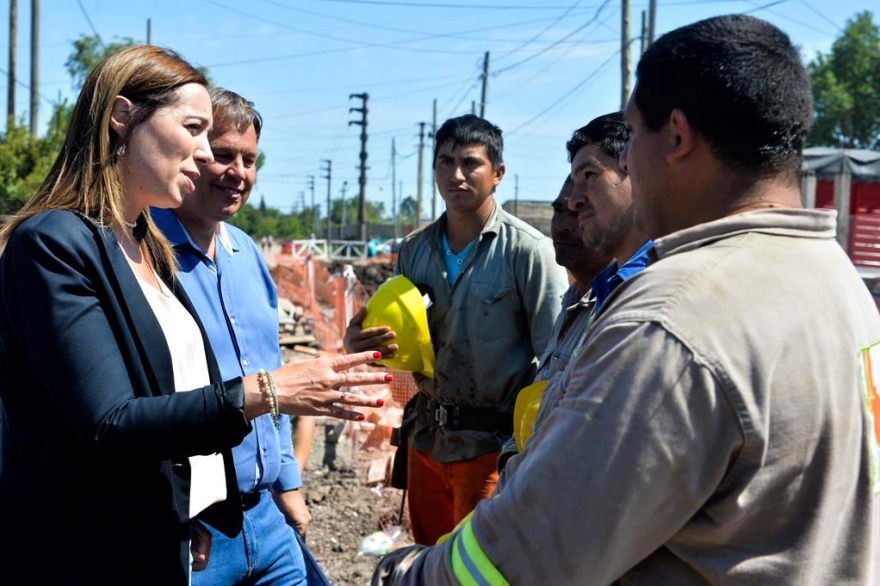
left=407, top=445, right=500, bottom=546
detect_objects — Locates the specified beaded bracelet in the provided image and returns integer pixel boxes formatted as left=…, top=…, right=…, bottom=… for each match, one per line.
left=257, top=369, right=281, bottom=430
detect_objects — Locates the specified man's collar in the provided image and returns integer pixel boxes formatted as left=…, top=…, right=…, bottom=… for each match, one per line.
left=150, top=207, right=239, bottom=256
left=429, top=200, right=500, bottom=239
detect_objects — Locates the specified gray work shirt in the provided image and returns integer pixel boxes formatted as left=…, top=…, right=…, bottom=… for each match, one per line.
left=396, top=202, right=568, bottom=462
left=381, top=208, right=880, bottom=585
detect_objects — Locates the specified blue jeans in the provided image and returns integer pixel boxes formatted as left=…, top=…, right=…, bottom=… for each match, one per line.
left=194, top=490, right=311, bottom=586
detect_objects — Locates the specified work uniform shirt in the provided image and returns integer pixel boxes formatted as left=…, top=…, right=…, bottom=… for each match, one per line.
left=496, top=282, right=594, bottom=476
left=397, top=202, right=568, bottom=462
left=377, top=208, right=880, bottom=585
left=153, top=209, right=302, bottom=495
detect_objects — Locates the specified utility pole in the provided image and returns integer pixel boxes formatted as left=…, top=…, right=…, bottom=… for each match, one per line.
left=146, top=17, right=151, bottom=44
left=479, top=51, right=490, bottom=118
left=514, top=174, right=519, bottom=217
left=432, top=98, right=438, bottom=221
left=321, top=159, right=332, bottom=241
left=621, top=0, right=631, bottom=110
left=340, top=180, right=349, bottom=237
left=348, top=92, right=368, bottom=241
left=307, top=175, right=316, bottom=235
left=7, top=0, right=17, bottom=132
left=398, top=180, right=403, bottom=235
left=416, top=122, right=426, bottom=229
left=640, top=10, right=647, bottom=56
left=29, top=0, right=37, bottom=136
left=471, top=101, right=476, bottom=115
left=391, top=138, right=398, bottom=238
left=648, top=0, right=657, bottom=45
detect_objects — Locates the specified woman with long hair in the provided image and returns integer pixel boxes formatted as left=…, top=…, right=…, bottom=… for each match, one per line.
left=0, top=45, right=387, bottom=585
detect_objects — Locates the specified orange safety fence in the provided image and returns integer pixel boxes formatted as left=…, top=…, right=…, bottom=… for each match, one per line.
left=270, top=252, right=419, bottom=486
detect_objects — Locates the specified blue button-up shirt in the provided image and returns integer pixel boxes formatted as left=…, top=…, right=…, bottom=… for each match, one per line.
left=153, top=208, right=301, bottom=494
left=590, top=239, right=654, bottom=315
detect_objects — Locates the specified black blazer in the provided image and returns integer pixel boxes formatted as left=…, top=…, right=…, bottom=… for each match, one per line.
left=0, top=210, right=251, bottom=585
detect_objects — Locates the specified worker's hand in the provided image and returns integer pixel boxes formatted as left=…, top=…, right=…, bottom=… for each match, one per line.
left=344, top=306, right=398, bottom=358
left=273, top=488, right=311, bottom=539
left=190, top=520, right=212, bottom=572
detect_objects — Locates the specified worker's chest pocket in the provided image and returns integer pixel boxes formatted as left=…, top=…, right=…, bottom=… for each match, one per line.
left=469, top=282, right=518, bottom=342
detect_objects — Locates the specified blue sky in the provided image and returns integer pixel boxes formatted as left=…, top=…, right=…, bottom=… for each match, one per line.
left=0, top=0, right=871, bottom=221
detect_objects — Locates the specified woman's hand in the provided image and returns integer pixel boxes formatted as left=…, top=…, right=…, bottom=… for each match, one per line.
left=272, top=350, right=391, bottom=421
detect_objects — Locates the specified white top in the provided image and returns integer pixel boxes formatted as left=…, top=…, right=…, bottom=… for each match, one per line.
left=137, top=274, right=227, bottom=518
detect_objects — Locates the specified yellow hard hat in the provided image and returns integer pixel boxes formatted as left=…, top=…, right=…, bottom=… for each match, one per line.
left=513, top=379, right=549, bottom=451
left=362, top=275, right=435, bottom=378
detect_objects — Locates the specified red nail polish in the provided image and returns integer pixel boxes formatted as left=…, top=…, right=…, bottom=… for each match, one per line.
left=358, top=414, right=365, bottom=421
left=372, top=351, right=382, bottom=359
left=376, top=399, right=385, bottom=407
left=384, top=374, right=394, bottom=382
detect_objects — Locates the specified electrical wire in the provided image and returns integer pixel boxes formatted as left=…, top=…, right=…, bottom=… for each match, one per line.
left=491, top=9, right=618, bottom=103
left=493, top=0, right=611, bottom=75
left=507, top=50, right=618, bottom=135
left=494, top=0, right=589, bottom=62
left=76, top=0, right=103, bottom=46
left=196, top=0, right=488, bottom=57
left=797, top=0, right=843, bottom=31
left=0, top=66, right=57, bottom=105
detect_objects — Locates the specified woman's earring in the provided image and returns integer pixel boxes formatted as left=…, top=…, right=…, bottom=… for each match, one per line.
left=116, top=144, right=126, bottom=157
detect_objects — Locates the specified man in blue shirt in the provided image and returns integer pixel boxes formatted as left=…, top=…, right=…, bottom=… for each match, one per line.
left=566, top=112, right=652, bottom=317
left=154, top=88, right=323, bottom=585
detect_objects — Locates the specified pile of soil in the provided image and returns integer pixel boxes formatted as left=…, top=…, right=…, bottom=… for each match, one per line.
left=301, top=419, right=414, bottom=585
left=323, top=260, right=395, bottom=297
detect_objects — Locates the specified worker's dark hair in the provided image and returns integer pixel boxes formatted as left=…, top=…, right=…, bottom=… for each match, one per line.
left=633, top=14, right=813, bottom=180
left=433, top=114, right=504, bottom=168
left=566, top=112, right=630, bottom=163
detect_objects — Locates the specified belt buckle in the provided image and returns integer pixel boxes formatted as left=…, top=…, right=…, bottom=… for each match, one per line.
left=434, top=404, right=448, bottom=427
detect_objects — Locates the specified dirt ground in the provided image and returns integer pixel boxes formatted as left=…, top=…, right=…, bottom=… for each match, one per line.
left=299, top=417, right=415, bottom=586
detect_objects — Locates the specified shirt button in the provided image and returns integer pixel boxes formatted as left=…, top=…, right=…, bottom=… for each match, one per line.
left=242, top=359, right=249, bottom=366
left=230, top=317, right=236, bottom=324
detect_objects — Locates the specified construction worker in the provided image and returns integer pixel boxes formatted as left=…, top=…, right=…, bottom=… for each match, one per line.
left=499, top=112, right=646, bottom=476
left=346, top=114, right=568, bottom=546
left=372, top=14, right=880, bottom=585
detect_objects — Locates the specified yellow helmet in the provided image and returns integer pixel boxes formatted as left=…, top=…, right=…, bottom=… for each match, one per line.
left=362, top=275, right=435, bottom=378
left=513, top=379, right=549, bottom=451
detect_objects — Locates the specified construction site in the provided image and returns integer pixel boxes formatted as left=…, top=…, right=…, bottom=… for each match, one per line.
left=268, top=247, right=416, bottom=585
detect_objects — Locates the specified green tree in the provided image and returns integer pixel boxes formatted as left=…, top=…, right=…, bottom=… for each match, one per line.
left=330, top=195, right=386, bottom=227
left=66, top=35, right=138, bottom=90
left=397, top=196, right=418, bottom=225
left=807, top=11, right=880, bottom=149
left=0, top=103, right=69, bottom=214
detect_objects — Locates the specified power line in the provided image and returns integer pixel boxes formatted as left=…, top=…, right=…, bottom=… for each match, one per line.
left=797, top=0, right=843, bottom=31
left=196, top=0, right=489, bottom=58
left=507, top=50, right=618, bottom=135
left=493, top=0, right=612, bottom=75
left=253, top=0, right=598, bottom=43
left=491, top=10, right=618, bottom=102
left=495, top=0, right=589, bottom=62
left=308, top=0, right=742, bottom=8
left=743, top=0, right=835, bottom=36
left=75, top=0, right=103, bottom=45
left=0, top=66, right=55, bottom=105
left=743, top=0, right=789, bottom=16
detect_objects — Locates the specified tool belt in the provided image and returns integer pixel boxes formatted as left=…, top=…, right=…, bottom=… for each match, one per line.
left=389, top=395, right=419, bottom=490
left=427, top=400, right=513, bottom=435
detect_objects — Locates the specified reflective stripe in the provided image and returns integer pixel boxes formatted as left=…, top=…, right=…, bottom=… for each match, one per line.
left=450, top=519, right=510, bottom=586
